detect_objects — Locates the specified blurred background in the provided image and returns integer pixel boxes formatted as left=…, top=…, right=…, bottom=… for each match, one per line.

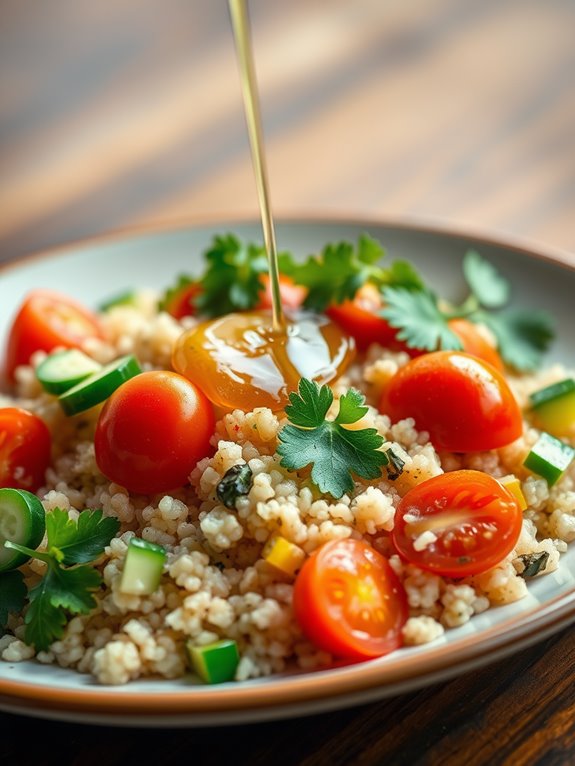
left=0, top=0, right=574, bottom=262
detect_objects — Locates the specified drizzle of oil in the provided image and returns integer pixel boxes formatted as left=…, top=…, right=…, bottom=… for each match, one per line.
left=172, top=310, right=355, bottom=411
left=172, top=1, right=355, bottom=411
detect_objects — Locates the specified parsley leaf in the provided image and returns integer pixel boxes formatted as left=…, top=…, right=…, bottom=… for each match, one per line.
left=5, top=507, right=119, bottom=652
left=285, top=235, right=387, bottom=312
left=463, top=250, right=510, bottom=308
left=46, top=508, right=120, bottom=565
left=216, top=464, right=254, bottom=509
left=194, top=234, right=270, bottom=317
left=482, top=309, right=555, bottom=371
left=277, top=379, right=390, bottom=498
left=381, top=287, right=463, bottom=351
left=0, top=570, right=27, bottom=630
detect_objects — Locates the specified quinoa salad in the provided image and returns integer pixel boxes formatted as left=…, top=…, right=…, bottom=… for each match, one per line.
left=1, top=233, right=574, bottom=687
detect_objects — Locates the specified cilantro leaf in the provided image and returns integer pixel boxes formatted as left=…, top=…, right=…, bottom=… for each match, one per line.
left=48, top=565, right=102, bottom=613
left=382, top=259, right=425, bottom=290
left=463, top=250, right=510, bottom=309
left=24, top=574, right=68, bottom=652
left=46, top=508, right=120, bottom=565
left=0, top=570, right=27, bottom=630
left=277, top=379, right=389, bottom=498
left=287, top=235, right=386, bottom=312
left=195, top=234, right=269, bottom=317
left=482, top=309, right=554, bottom=371
left=381, top=287, right=463, bottom=351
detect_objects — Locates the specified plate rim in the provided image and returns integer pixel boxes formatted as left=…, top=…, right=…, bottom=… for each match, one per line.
left=1, top=213, right=574, bottom=720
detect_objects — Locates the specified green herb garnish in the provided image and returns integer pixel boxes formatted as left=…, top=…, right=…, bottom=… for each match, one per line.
left=216, top=464, right=254, bottom=509
left=4, top=508, right=120, bottom=651
left=0, top=570, right=27, bottom=630
left=277, top=379, right=393, bottom=499
left=515, top=551, right=550, bottom=578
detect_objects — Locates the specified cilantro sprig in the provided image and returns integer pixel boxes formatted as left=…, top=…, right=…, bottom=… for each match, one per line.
left=0, top=570, right=27, bottom=630
left=277, top=379, right=400, bottom=498
left=382, top=250, right=554, bottom=371
left=4, top=508, right=119, bottom=652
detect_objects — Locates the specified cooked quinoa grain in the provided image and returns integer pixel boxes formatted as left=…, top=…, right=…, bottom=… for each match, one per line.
left=2, top=295, right=574, bottom=686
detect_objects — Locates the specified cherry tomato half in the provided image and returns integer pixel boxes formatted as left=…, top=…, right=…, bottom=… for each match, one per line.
left=257, top=274, right=307, bottom=311
left=380, top=351, right=522, bottom=452
left=0, top=408, right=51, bottom=492
left=326, top=284, right=402, bottom=352
left=392, top=470, right=523, bottom=577
left=293, top=538, right=408, bottom=660
left=94, top=371, right=215, bottom=495
left=4, top=289, right=104, bottom=382
left=446, top=319, right=504, bottom=372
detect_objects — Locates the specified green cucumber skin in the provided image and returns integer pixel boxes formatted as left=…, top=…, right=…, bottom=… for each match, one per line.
left=36, top=350, right=102, bottom=395
left=187, top=639, right=240, bottom=684
left=530, top=378, right=575, bottom=409
left=0, top=488, right=46, bottom=572
left=58, top=355, right=141, bottom=416
left=120, top=537, right=166, bottom=595
left=524, top=433, right=575, bottom=486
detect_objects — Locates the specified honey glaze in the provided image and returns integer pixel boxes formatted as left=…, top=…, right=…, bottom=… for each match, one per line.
left=172, top=0, right=355, bottom=411
left=172, top=310, right=355, bottom=411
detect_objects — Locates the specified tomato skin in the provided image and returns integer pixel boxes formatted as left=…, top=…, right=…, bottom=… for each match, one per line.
left=446, top=319, right=504, bottom=371
left=392, top=470, right=523, bottom=577
left=380, top=351, right=522, bottom=452
left=257, top=275, right=307, bottom=311
left=326, top=284, right=403, bottom=352
left=5, top=290, right=104, bottom=382
left=0, top=408, right=51, bottom=492
left=163, top=282, right=202, bottom=320
left=94, top=371, right=215, bottom=495
left=293, top=538, right=408, bottom=660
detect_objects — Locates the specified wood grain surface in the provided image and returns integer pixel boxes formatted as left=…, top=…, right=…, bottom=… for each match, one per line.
left=1, top=0, right=574, bottom=763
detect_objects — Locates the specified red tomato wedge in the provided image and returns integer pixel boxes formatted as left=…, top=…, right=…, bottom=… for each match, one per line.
left=392, top=470, right=523, bottom=577
left=95, top=370, right=215, bottom=495
left=293, top=538, right=408, bottom=660
left=380, top=351, right=522, bottom=452
left=5, top=289, right=104, bottom=381
left=0, top=407, right=51, bottom=492
left=326, top=284, right=402, bottom=352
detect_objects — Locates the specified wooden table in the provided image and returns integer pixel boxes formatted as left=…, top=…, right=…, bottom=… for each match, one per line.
left=1, top=1, right=574, bottom=763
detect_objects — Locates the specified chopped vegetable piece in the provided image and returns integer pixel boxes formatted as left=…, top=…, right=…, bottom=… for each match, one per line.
left=216, top=464, right=253, bottom=509
left=95, top=371, right=215, bottom=494
left=36, top=349, right=102, bottom=395
left=529, top=378, right=575, bottom=437
left=277, top=379, right=390, bottom=499
left=0, top=488, right=46, bottom=572
left=4, top=289, right=104, bottom=382
left=58, top=355, right=141, bottom=415
left=98, top=290, right=136, bottom=312
left=158, top=277, right=200, bottom=319
left=0, top=408, right=52, bottom=492
left=499, top=475, right=528, bottom=511
left=392, top=471, right=523, bottom=577
left=515, top=551, right=550, bottom=578
left=293, top=539, right=408, bottom=659
left=262, top=535, right=306, bottom=577
left=186, top=639, right=239, bottom=684
left=380, top=351, right=523, bottom=452
left=120, top=537, right=166, bottom=595
left=523, top=432, right=575, bottom=486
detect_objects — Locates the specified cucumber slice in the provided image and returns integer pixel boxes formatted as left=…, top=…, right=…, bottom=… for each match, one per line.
left=523, top=432, right=575, bottom=486
left=186, top=639, right=239, bottom=684
left=98, top=290, right=136, bottom=312
left=58, top=355, right=141, bottom=415
left=119, top=537, right=166, bottom=595
left=0, top=488, right=46, bottom=572
left=36, top=349, right=102, bottom=395
left=530, top=378, right=575, bottom=437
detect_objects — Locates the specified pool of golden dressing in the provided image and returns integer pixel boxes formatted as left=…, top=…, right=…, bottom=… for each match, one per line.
left=172, top=0, right=355, bottom=411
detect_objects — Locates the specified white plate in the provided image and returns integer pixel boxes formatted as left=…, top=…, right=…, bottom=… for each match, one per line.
left=1, top=216, right=574, bottom=727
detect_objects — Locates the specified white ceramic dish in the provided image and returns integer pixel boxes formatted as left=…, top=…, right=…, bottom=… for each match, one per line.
left=0, top=217, right=574, bottom=727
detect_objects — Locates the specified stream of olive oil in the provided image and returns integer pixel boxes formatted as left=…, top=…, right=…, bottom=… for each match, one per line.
left=228, top=0, right=285, bottom=333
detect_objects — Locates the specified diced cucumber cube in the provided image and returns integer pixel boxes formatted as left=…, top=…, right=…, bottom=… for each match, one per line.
left=523, top=432, right=575, bottom=486
left=186, top=639, right=239, bottom=684
left=119, top=537, right=166, bottom=595
left=530, top=378, right=575, bottom=437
